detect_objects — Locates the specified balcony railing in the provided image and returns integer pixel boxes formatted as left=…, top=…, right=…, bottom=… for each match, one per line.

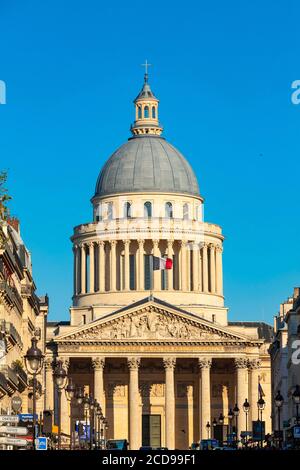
left=0, top=280, right=23, bottom=315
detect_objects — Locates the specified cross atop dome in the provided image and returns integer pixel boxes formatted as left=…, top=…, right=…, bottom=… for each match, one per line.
left=141, top=59, right=152, bottom=82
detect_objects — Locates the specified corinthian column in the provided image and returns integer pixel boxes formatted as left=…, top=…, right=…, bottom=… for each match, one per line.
left=44, top=358, right=54, bottom=410
left=209, top=244, right=216, bottom=293
left=89, top=242, right=95, bottom=293
left=128, top=357, right=141, bottom=450
left=110, top=240, right=117, bottom=291
left=216, top=245, right=223, bottom=295
left=138, top=240, right=144, bottom=290
left=98, top=241, right=105, bottom=292
left=58, top=358, right=70, bottom=436
left=80, top=244, right=86, bottom=294
left=198, top=357, right=212, bottom=440
left=163, top=357, right=176, bottom=450
left=249, top=358, right=261, bottom=424
left=180, top=241, right=188, bottom=291
left=124, top=240, right=130, bottom=291
left=73, top=245, right=78, bottom=296
left=192, top=243, right=199, bottom=291
left=167, top=240, right=173, bottom=290
left=234, top=358, right=249, bottom=440
left=92, top=357, right=106, bottom=411
left=202, top=243, right=208, bottom=292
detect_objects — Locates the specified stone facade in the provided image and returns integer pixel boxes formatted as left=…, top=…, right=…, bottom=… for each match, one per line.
left=45, top=74, right=272, bottom=449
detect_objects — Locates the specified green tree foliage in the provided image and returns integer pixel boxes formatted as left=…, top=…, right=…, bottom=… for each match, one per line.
left=0, top=171, right=12, bottom=221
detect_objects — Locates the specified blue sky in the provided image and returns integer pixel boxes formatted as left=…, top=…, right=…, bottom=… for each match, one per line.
left=1, top=0, right=299, bottom=323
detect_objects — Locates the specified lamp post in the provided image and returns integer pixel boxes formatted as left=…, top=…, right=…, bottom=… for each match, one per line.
left=75, top=387, right=84, bottom=449
left=24, top=337, right=44, bottom=450
left=257, top=396, right=265, bottom=448
left=103, top=418, right=108, bottom=448
left=275, top=390, right=283, bottom=449
left=206, top=421, right=211, bottom=439
left=89, top=396, right=96, bottom=450
left=233, top=404, right=239, bottom=448
left=228, top=408, right=234, bottom=446
left=83, top=393, right=90, bottom=450
left=53, top=361, right=67, bottom=450
left=212, top=418, right=217, bottom=439
left=243, top=399, right=250, bottom=448
left=292, top=385, right=300, bottom=425
left=218, top=413, right=224, bottom=446
left=96, top=405, right=102, bottom=449
left=65, top=377, right=76, bottom=450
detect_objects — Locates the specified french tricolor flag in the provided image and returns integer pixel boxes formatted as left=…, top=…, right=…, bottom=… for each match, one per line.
left=152, top=256, right=173, bottom=270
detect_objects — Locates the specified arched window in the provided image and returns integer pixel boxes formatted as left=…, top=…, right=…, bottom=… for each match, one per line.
left=183, top=203, right=189, bottom=220
left=144, top=106, right=149, bottom=118
left=107, top=202, right=113, bottom=220
left=144, top=201, right=152, bottom=218
left=95, top=203, right=102, bottom=222
left=165, top=202, right=173, bottom=218
left=124, top=202, right=132, bottom=218
left=138, top=106, right=142, bottom=119
left=152, top=106, right=156, bottom=118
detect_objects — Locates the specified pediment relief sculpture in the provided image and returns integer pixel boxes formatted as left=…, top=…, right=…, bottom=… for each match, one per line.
left=63, top=307, right=242, bottom=342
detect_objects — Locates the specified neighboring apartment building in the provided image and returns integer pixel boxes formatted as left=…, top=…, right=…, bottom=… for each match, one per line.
left=270, top=287, right=300, bottom=444
left=0, top=218, right=48, bottom=415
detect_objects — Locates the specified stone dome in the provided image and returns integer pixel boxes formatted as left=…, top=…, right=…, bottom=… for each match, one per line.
left=94, top=136, right=200, bottom=198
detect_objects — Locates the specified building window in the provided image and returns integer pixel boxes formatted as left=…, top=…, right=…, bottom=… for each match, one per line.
left=212, top=314, right=216, bottom=323
left=138, top=106, right=142, bottom=119
left=107, top=202, right=113, bottom=220
left=82, top=314, right=86, bottom=325
left=130, top=254, right=135, bottom=290
left=161, top=255, right=167, bottom=290
left=144, top=201, right=152, bottom=218
left=152, top=106, right=156, bottom=118
left=144, top=106, right=149, bottom=118
left=95, top=204, right=102, bottom=222
left=165, top=202, right=173, bottom=218
left=124, top=202, right=132, bottom=218
left=183, top=203, right=189, bottom=220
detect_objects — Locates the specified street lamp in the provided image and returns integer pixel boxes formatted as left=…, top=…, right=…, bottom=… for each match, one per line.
left=228, top=408, right=234, bottom=445
left=243, top=399, right=250, bottom=447
left=233, top=404, right=240, bottom=448
left=89, top=396, right=96, bottom=450
left=206, top=421, right=211, bottom=439
left=292, top=385, right=300, bottom=424
left=75, top=386, right=84, bottom=449
left=65, top=377, right=76, bottom=450
left=96, top=405, right=102, bottom=449
left=257, top=396, right=266, bottom=448
left=53, top=361, right=67, bottom=450
left=212, top=418, right=217, bottom=439
left=24, top=337, right=44, bottom=450
left=275, top=390, right=284, bottom=449
left=83, top=393, right=90, bottom=450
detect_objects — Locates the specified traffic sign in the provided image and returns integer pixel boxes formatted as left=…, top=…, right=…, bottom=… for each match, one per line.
left=18, top=413, right=38, bottom=421
left=0, top=415, right=19, bottom=424
left=36, top=436, right=47, bottom=450
left=0, top=426, right=28, bottom=435
left=0, top=436, right=27, bottom=447
left=294, top=426, right=300, bottom=438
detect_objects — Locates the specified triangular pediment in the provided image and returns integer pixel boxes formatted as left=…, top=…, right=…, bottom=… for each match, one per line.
left=54, top=298, right=259, bottom=344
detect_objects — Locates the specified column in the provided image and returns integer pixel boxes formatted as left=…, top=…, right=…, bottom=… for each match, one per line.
left=44, top=358, right=54, bottom=410
left=198, top=358, right=212, bottom=440
left=167, top=240, right=173, bottom=290
left=209, top=244, right=216, bottom=293
left=59, top=358, right=70, bottom=436
left=80, top=244, right=86, bottom=294
left=215, top=245, right=223, bottom=295
left=98, top=241, right=105, bottom=292
left=249, top=358, right=261, bottom=424
left=137, top=240, right=144, bottom=290
left=234, top=358, right=249, bottom=440
left=202, top=243, right=208, bottom=292
left=92, top=357, right=106, bottom=411
left=198, top=248, right=202, bottom=292
left=110, top=240, right=117, bottom=291
left=163, top=357, right=176, bottom=450
left=192, top=243, right=199, bottom=291
left=128, top=357, right=141, bottom=450
left=89, top=242, right=95, bottom=293
left=180, top=241, right=188, bottom=291
left=73, top=245, right=78, bottom=296
left=153, top=240, right=160, bottom=290
left=124, top=240, right=130, bottom=291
